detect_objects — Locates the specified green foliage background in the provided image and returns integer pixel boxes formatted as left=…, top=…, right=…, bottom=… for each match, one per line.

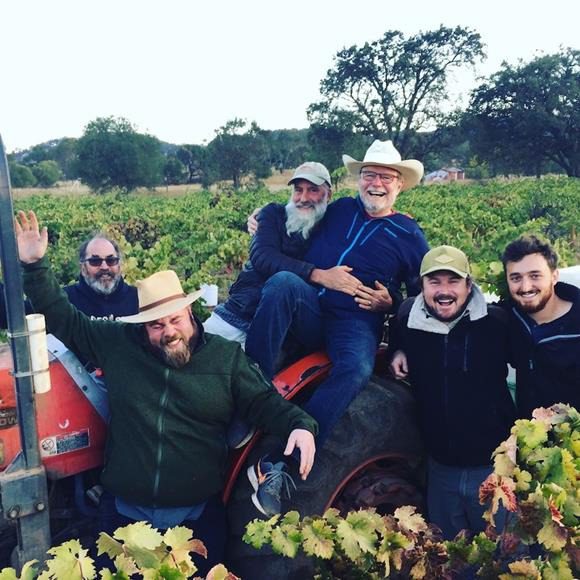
left=11, top=176, right=579, bottom=300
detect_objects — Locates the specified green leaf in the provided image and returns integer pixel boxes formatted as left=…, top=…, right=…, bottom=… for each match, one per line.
left=270, top=525, right=302, bottom=558
left=336, top=511, right=379, bottom=561
left=96, top=533, right=124, bottom=558
left=302, top=519, right=335, bottom=559
left=113, top=522, right=164, bottom=551
left=0, top=569, right=19, bottom=580
left=537, top=520, right=568, bottom=552
left=280, top=511, right=301, bottom=526
left=124, top=545, right=161, bottom=570
left=43, top=540, right=95, bottom=580
left=243, top=516, right=280, bottom=549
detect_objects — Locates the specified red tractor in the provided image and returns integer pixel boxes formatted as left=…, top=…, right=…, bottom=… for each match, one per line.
left=0, top=136, right=423, bottom=578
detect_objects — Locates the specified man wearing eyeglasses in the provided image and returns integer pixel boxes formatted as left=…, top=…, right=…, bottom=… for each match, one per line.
left=64, top=234, right=138, bottom=321
left=245, top=140, right=429, bottom=515
left=0, top=233, right=138, bottom=328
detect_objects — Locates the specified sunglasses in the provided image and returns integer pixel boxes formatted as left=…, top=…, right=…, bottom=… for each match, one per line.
left=83, top=256, right=120, bottom=267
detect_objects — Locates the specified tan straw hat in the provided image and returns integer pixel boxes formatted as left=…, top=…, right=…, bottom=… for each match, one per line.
left=118, top=270, right=202, bottom=324
left=342, top=140, right=424, bottom=191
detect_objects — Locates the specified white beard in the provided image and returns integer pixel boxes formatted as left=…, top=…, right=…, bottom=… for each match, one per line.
left=285, top=198, right=328, bottom=239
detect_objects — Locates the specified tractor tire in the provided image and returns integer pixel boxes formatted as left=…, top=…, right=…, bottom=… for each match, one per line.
left=226, top=375, right=424, bottom=580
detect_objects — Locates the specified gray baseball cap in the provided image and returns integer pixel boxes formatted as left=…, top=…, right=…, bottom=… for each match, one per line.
left=288, top=162, right=331, bottom=186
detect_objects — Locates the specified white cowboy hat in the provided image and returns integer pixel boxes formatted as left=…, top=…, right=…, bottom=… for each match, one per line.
left=118, top=270, right=202, bottom=324
left=342, top=140, right=424, bottom=191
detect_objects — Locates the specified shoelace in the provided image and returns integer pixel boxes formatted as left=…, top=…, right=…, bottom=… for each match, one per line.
left=262, top=464, right=297, bottom=500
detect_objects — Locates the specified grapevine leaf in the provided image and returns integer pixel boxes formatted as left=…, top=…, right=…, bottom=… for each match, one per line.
left=515, top=419, right=548, bottom=455
left=243, top=516, right=279, bottom=549
left=113, top=553, right=139, bottom=575
left=270, top=525, right=301, bottom=558
left=96, top=532, right=124, bottom=558
left=537, top=520, right=568, bottom=552
left=113, top=522, right=164, bottom=551
left=479, top=474, right=517, bottom=525
left=124, top=545, right=161, bottom=570
left=0, top=570, right=18, bottom=580
left=43, top=540, right=95, bottom=580
left=153, top=563, right=183, bottom=579
left=281, top=511, right=301, bottom=526
left=513, top=468, right=532, bottom=492
left=302, top=519, right=335, bottom=559
left=409, top=557, right=427, bottom=579
left=499, top=558, right=541, bottom=579
left=322, top=508, right=341, bottom=526
left=394, top=505, right=428, bottom=534
left=163, top=526, right=206, bottom=574
left=205, top=563, right=241, bottom=580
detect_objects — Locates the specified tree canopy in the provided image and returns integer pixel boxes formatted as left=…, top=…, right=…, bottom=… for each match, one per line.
left=76, top=116, right=164, bottom=193
left=467, top=48, right=580, bottom=177
left=308, top=26, right=485, bottom=157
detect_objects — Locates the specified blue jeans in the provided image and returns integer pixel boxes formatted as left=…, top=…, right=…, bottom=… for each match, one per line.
left=246, top=271, right=381, bottom=446
left=246, top=272, right=325, bottom=379
left=427, top=458, right=507, bottom=540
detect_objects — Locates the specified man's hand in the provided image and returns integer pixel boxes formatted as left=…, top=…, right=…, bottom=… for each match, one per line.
left=14, top=211, right=48, bottom=264
left=389, top=349, right=409, bottom=380
left=284, top=428, right=316, bottom=480
left=310, top=266, right=363, bottom=296
left=354, top=281, right=393, bottom=312
left=247, top=207, right=262, bottom=236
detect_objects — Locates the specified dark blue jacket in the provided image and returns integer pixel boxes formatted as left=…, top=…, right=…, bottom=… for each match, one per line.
left=219, top=203, right=315, bottom=325
left=391, top=298, right=516, bottom=467
left=1, top=277, right=137, bottom=328
left=304, top=196, right=429, bottom=324
left=508, top=282, right=580, bottom=419
left=62, top=276, right=138, bottom=321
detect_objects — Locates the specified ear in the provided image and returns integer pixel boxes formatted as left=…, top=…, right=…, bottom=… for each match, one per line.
left=553, top=268, right=559, bottom=285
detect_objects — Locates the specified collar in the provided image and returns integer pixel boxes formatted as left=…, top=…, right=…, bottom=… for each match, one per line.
left=407, top=284, right=488, bottom=335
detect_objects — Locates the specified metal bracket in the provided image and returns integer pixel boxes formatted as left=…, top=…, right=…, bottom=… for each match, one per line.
left=0, top=459, right=49, bottom=520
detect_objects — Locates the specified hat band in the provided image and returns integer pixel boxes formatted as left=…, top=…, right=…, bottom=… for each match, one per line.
left=139, top=292, right=187, bottom=312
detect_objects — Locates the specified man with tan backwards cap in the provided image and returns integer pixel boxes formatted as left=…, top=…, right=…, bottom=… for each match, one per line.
left=15, top=210, right=318, bottom=575
left=389, top=245, right=515, bottom=539
left=244, top=141, right=429, bottom=511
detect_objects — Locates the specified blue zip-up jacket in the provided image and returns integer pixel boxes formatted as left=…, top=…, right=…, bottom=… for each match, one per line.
left=304, top=196, right=429, bottom=323
left=508, top=282, right=580, bottom=419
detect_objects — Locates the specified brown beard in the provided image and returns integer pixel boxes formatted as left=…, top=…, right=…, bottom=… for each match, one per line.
left=145, top=333, right=195, bottom=369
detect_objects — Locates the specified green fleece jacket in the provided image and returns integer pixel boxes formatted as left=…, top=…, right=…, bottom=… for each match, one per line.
left=23, top=258, right=318, bottom=507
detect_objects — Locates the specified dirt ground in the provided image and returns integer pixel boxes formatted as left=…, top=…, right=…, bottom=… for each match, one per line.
left=12, top=170, right=358, bottom=198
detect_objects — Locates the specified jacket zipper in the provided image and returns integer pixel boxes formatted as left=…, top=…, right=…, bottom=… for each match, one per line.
left=152, top=367, right=171, bottom=504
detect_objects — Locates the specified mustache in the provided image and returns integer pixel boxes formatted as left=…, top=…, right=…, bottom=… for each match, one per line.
left=434, top=294, right=456, bottom=301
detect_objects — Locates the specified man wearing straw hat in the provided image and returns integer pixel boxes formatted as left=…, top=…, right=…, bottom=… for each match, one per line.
left=245, top=140, right=429, bottom=514
left=14, top=210, right=317, bottom=575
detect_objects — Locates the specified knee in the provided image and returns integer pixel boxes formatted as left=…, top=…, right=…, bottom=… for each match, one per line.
left=262, top=271, right=306, bottom=298
left=333, top=354, right=374, bottom=385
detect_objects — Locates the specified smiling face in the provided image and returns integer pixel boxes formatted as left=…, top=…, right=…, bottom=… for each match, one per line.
left=144, top=307, right=197, bottom=368
left=80, top=238, right=122, bottom=295
left=358, top=165, right=403, bottom=217
left=506, top=253, right=558, bottom=315
left=422, top=271, right=472, bottom=321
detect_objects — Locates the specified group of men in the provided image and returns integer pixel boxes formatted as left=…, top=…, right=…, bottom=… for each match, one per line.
left=3, top=139, right=579, bottom=571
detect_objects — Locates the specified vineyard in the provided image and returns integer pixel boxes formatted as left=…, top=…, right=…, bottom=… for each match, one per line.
left=10, top=176, right=580, bottom=299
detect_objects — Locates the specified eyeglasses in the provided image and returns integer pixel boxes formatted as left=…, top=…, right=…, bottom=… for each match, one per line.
left=83, top=256, right=120, bottom=267
left=360, top=170, right=399, bottom=185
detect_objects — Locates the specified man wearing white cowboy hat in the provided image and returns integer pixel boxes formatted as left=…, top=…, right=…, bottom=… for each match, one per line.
left=245, top=140, right=429, bottom=508
left=15, top=210, right=318, bottom=575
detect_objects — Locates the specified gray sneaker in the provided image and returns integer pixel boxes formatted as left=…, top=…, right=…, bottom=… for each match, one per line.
left=247, top=458, right=296, bottom=516
left=227, top=415, right=256, bottom=449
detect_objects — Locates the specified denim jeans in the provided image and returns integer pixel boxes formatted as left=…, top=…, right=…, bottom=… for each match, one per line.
left=245, top=272, right=325, bottom=379
left=427, top=458, right=507, bottom=540
left=245, top=271, right=381, bottom=446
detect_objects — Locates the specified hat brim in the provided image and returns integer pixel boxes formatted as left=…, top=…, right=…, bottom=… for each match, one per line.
left=342, top=155, right=423, bottom=191
left=288, top=173, right=329, bottom=186
left=118, top=290, right=203, bottom=324
left=420, top=266, right=469, bottom=278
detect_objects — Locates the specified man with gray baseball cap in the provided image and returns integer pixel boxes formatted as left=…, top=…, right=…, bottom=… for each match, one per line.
left=389, top=245, right=515, bottom=539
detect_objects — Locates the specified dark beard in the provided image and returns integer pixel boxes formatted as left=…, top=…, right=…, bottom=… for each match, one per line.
left=425, top=291, right=472, bottom=322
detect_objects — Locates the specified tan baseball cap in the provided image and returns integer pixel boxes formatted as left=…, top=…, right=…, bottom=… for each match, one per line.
left=288, top=162, right=331, bottom=187
left=420, top=245, right=470, bottom=278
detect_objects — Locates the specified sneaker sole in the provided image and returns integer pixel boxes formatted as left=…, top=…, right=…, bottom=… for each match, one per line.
left=229, top=427, right=257, bottom=449
left=247, top=465, right=268, bottom=516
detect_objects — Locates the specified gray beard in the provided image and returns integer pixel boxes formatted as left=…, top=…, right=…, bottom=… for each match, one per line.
left=285, top=199, right=327, bottom=239
left=82, top=272, right=121, bottom=295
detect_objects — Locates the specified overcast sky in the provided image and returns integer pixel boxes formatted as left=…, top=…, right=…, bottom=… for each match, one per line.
left=1, top=0, right=578, bottom=152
